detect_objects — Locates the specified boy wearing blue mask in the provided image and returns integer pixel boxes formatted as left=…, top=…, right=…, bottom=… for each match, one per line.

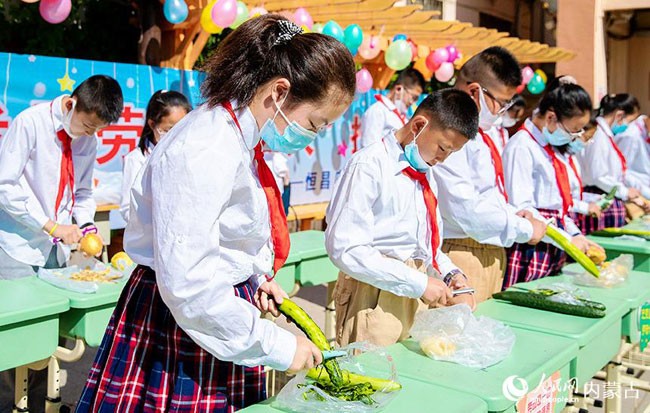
left=326, top=89, right=478, bottom=347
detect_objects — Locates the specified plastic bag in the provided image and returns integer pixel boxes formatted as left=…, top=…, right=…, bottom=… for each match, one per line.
left=523, top=282, right=593, bottom=305
left=569, top=254, right=633, bottom=288
left=38, top=260, right=128, bottom=294
left=273, top=342, right=400, bottom=413
left=409, top=304, right=515, bottom=369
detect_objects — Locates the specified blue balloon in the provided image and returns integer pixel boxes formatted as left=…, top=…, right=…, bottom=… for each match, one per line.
left=344, top=24, right=364, bottom=52
left=163, top=0, right=188, bottom=24
left=322, top=20, right=344, bottom=43
left=393, top=34, right=407, bottom=42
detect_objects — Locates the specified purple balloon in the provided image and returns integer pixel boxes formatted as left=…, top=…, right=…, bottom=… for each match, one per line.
left=521, top=66, right=534, bottom=84
left=39, top=0, right=71, bottom=24
left=432, top=47, right=449, bottom=65
left=293, top=7, right=313, bottom=30
left=356, top=68, right=373, bottom=93
left=212, top=0, right=237, bottom=28
left=446, top=45, right=459, bottom=62
left=435, top=62, right=455, bottom=83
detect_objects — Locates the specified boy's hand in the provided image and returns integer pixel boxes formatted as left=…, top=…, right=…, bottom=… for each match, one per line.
left=52, top=224, right=83, bottom=245
left=421, top=277, right=453, bottom=306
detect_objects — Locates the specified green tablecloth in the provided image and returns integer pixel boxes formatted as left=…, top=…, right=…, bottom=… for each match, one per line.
left=588, top=219, right=650, bottom=272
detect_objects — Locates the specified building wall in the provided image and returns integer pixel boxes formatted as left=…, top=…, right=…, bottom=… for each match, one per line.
left=608, top=32, right=650, bottom=113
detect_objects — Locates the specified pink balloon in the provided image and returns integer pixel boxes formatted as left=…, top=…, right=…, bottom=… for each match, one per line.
left=356, top=68, right=373, bottom=93
left=408, top=39, right=418, bottom=60
left=358, top=34, right=381, bottom=60
left=425, top=51, right=441, bottom=72
left=446, top=45, right=459, bottom=62
left=432, top=47, right=449, bottom=65
left=293, top=7, right=313, bottom=30
left=435, top=62, right=455, bottom=83
left=212, top=0, right=237, bottom=27
left=521, top=66, right=534, bottom=84
left=249, top=7, right=268, bottom=17
left=39, top=0, right=71, bottom=24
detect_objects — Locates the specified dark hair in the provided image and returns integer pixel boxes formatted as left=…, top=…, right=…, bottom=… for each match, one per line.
left=458, top=46, right=522, bottom=88
left=509, top=94, right=526, bottom=110
left=201, top=14, right=356, bottom=109
left=392, top=68, right=426, bottom=91
left=538, top=83, right=593, bottom=121
left=71, top=75, right=123, bottom=124
left=139, top=90, right=192, bottom=155
left=414, top=88, right=479, bottom=140
left=598, top=93, right=640, bottom=117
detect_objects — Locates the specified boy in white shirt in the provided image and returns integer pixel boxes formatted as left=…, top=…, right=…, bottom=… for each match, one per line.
left=326, top=89, right=478, bottom=347
left=359, top=68, right=425, bottom=149
left=0, top=75, right=123, bottom=279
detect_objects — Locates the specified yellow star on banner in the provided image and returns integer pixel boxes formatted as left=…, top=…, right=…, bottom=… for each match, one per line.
left=57, top=72, right=76, bottom=92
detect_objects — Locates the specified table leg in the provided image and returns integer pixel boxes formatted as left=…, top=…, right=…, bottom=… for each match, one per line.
left=605, top=362, right=623, bottom=413
left=44, top=357, right=61, bottom=413
left=299, top=219, right=313, bottom=231
left=324, top=281, right=336, bottom=343
left=14, top=366, right=29, bottom=413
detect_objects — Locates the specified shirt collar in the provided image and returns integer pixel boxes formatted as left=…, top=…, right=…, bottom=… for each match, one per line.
left=228, top=100, right=261, bottom=150
left=596, top=116, right=613, bottom=137
left=524, top=118, right=548, bottom=146
left=375, top=94, right=398, bottom=112
left=51, top=95, right=68, bottom=133
left=383, top=131, right=412, bottom=175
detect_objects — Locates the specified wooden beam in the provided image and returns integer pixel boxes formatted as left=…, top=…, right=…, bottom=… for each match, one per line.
left=602, top=0, right=650, bottom=10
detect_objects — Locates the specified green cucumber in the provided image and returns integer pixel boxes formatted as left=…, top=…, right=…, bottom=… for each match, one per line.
left=493, top=291, right=606, bottom=318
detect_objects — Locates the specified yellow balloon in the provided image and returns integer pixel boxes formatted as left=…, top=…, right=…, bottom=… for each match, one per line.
left=535, top=69, right=547, bottom=84
left=201, top=1, right=223, bottom=35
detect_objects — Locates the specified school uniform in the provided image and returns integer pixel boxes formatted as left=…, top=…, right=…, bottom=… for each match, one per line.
left=359, top=94, right=406, bottom=149
left=119, top=140, right=154, bottom=222
left=431, top=129, right=533, bottom=303
left=503, top=119, right=583, bottom=289
left=77, top=102, right=293, bottom=411
left=487, top=124, right=509, bottom=154
left=576, top=117, right=632, bottom=230
left=616, top=115, right=650, bottom=187
left=0, top=95, right=96, bottom=279
left=326, top=132, right=458, bottom=347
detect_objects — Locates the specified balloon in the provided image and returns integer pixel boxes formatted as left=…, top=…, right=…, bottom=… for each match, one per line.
left=322, top=20, right=344, bottom=43
left=201, top=1, right=223, bottom=33
left=249, top=6, right=267, bottom=17
left=231, top=1, right=248, bottom=28
left=446, top=45, right=459, bottom=62
left=393, top=34, right=407, bottom=42
left=425, top=51, right=441, bottom=72
left=356, top=68, right=373, bottom=93
left=212, top=0, right=237, bottom=28
left=358, top=34, right=381, bottom=60
left=535, top=69, right=548, bottom=84
left=521, top=66, right=534, bottom=84
left=22, top=0, right=39, bottom=3
left=516, top=84, right=525, bottom=94
left=432, top=47, right=449, bottom=65
left=407, top=39, right=418, bottom=60
left=312, top=23, right=324, bottom=33
left=39, top=0, right=71, bottom=24
left=385, top=39, right=412, bottom=71
left=163, top=0, right=188, bottom=24
left=435, top=62, right=455, bottom=83
left=293, top=7, right=313, bottom=30
left=527, top=74, right=546, bottom=94
left=343, top=24, right=364, bottom=52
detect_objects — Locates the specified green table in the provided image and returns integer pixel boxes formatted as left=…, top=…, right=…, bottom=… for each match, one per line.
left=360, top=329, right=577, bottom=413
left=290, top=230, right=339, bottom=287
left=239, top=375, right=488, bottom=413
left=0, top=278, right=70, bottom=371
left=274, top=246, right=301, bottom=296
left=22, top=276, right=128, bottom=347
left=477, top=282, right=628, bottom=386
left=588, top=219, right=650, bottom=272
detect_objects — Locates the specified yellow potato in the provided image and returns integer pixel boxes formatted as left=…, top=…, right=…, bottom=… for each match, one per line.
left=420, top=336, right=457, bottom=357
left=79, top=233, right=103, bottom=256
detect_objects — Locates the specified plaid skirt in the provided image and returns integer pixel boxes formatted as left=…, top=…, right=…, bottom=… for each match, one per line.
left=75, top=266, right=266, bottom=413
left=503, top=209, right=567, bottom=290
left=572, top=186, right=626, bottom=234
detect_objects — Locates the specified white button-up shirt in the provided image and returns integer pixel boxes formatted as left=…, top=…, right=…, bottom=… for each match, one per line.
left=0, top=95, right=96, bottom=266
left=124, top=102, right=296, bottom=371
left=359, top=95, right=406, bottom=149
left=120, top=141, right=153, bottom=222
left=616, top=115, right=650, bottom=198
left=565, top=153, right=591, bottom=216
left=325, top=132, right=458, bottom=300
left=486, top=125, right=508, bottom=154
left=503, top=119, right=582, bottom=238
left=431, top=132, right=533, bottom=247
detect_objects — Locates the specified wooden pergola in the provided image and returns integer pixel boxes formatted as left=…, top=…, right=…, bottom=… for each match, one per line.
left=159, top=0, right=575, bottom=87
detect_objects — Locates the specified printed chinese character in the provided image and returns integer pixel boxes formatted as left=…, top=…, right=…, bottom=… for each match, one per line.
left=95, top=104, right=145, bottom=165
left=305, top=172, right=317, bottom=191
left=603, top=381, right=620, bottom=400
left=321, top=171, right=331, bottom=190
left=624, top=384, right=640, bottom=400
left=583, top=381, right=600, bottom=399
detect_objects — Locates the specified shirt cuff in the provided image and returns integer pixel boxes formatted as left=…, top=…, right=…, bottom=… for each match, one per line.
left=572, top=200, right=590, bottom=216
left=261, top=322, right=297, bottom=371
left=642, top=187, right=650, bottom=200
left=514, top=216, right=534, bottom=244
left=23, top=211, right=50, bottom=233
left=617, top=185, right=629, bottom=201
left=406, top=267, right=428, bottom=299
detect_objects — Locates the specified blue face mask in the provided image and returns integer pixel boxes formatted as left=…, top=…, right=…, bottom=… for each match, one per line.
left=404, top=121, right=430, bottom=172
left=542, top=124, right=573, bottom=146
left=260, top=98, right=317, bottom=153
left=611, top=121, right=629, bottom=135
left=567, top=139, right=585, bottom=154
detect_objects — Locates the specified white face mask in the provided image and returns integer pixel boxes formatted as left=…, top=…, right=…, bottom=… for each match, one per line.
left=394, top=88, right=408, bottom=115
left=501, top=113, right=518, bottom=128
left=477, top=87, right=500, bottom=130
left=62, top=99, right=81, bottom=139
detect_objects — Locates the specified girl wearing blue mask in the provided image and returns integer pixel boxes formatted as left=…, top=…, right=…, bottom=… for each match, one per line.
left=77, top=15, right=356, bottom=412
left=502, top=82, right=604, bottom=288
left=576, top=93, right=650, bottom=232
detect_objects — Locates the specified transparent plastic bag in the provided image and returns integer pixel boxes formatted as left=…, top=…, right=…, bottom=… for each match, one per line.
left=570, top=254, right=633, bottom=288
left=273, top=343, right=400, bottom=413
left=525, top=282, right=593, bottom=305
left=37, top=261, right=126, bottom=294
left=409, top=304, right=515, bottom=369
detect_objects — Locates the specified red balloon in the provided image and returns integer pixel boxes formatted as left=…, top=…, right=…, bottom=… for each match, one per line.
left=516, top=84, right=525, bottom=94
left=425, top=51, right=441, bottom=72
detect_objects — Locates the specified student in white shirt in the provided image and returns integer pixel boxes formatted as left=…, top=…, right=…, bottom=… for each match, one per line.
left=120, top=90, right=191, bottom=222
left=431, top=47, right=547, bottom=303
left=0, top=75, right=123, bottom=279
left=503, top=82, right=604, bottom=288
left=576, top=94, right=650, bottom=231
left=359, top=68, right=425, bottom=148
left=327, top=89, right=478, bottom=347
left=615, top=109, right=650, bottom=219
left=487, top=94, right=525, bottom=154
left=77, top=16, right=357, bottom=412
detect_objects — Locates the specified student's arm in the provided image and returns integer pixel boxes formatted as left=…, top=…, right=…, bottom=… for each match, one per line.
left=579, top=136, right=630, bottom=200
left=359, top=104, right=386, bottom=149
left=72, top=137, right=97, bottom=227
left=325, top=161, right=428, bottom=299
left=120, top=151, right=141, bottom=222
left=0, top=115, right=50, bottom=232
left=151, top=134, right=296, bottom=371
left=432, top=145, right=533, bottom=248
left=625, top=171, right=650, bottom=200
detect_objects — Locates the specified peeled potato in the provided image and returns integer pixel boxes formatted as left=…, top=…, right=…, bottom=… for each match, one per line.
left=111, top=251, right=133, bottom=271
left=79, top=233, right=103, bottom=256
left=587, top=245, right=606, bottom=265
left=419, top=336, right=457, bottom=357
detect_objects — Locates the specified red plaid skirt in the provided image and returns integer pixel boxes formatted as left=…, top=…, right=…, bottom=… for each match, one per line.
left=75, top=266, right=266, bottom=412
left=572, top=186, right=626, bottom=234
left=503, top=209, right=567, bottom=290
